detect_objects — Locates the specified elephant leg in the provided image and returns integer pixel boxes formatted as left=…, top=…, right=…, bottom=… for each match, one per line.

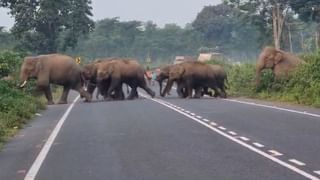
left=39, top=85, right=54, bottom=105
left=127, top=86, right=138, bottom=100
left=58, top=86, right=70, bottom=104
left=139, top=81, right=155, bottom=98
left=193, top=87, right=202, bottom=98
left=105, top=78, right=120, bottom=101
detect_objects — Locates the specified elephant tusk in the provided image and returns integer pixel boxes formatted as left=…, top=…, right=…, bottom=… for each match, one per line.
left=20, top=80, right=27, bottom=88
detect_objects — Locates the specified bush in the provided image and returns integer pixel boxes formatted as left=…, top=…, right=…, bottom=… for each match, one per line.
left=0, top=80, right=45, bottom=143
left=0, top=51, right=25, bottom=79
left=226, top=50, right=320, bottom=107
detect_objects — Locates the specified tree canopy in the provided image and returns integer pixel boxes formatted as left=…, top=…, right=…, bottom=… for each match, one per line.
left=0, top=0, right=94, bottom=54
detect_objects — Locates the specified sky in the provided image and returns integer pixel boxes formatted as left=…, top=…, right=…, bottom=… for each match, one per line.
left=0, top=0, right=221, bottom=29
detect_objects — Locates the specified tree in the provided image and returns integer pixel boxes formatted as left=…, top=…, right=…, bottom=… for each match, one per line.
left=192, top=3, right=262, bottom=59
left=0, top=0, right=94, bottom=54
left=289, top=0, right=320, bottom=49
left=224, top=0, right=292, bottom=50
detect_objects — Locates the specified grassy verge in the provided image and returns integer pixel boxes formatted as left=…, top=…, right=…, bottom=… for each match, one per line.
left=0, top=80, right=46, bottom=147
left=209, top=51, right=320, bottom=108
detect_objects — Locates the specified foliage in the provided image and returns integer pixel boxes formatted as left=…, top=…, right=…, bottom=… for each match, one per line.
left=68, top=19, right=202, bottom=64
left=192, top=3, right=263, bottom=59
left=227, top=51, right=320, bottom=107
left=1, top=0, right=94, bottom=54
left=0, top=80, right=45, bottom=143
left=0, top=51, right=25, bottom=79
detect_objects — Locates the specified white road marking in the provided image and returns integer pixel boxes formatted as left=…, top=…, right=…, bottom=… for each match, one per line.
left=314, top=171, right=320, bottom=176
left=35, top=113, right=42, bottom=117
left=253, top=142, right=265, bottom=148
left=228, top=131, right=237, bottom=136
left=24, top=96, right=80, bottom=180
left=268, top=150, right=283, bottom=157
left=186, top=111, right=190, bottom=113
left=218, top=126, right=226, bottom=130
left=223, top=99, right=320, bottom=118
left=141, top=94, right=320, bottom=180
left=289, top=159, right=306, bottom=166
left=196, top=116, right=202, bottom=119
left=190, top=113, right=196, bottom=116
left=210, top=122, right=217, bottom=126
left=203, top=119, right=210, bottom=122
left=239, top=136, right=250, bottom=141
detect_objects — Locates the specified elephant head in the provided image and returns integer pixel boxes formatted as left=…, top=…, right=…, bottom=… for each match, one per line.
left=96, top=63, right=114, bottom=82
left=156, top=66, right=170, bottom=94
left=19, top=57, right=42, bottom=88
left=161, top=64, right=185, bottom=96
left=256, top=47, right=304, bottom=86
left=82, top=63, right=97, bottom=80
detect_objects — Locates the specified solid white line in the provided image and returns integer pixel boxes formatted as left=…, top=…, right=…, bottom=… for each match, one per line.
left=140, top=94, right=320, bottom=180
left=314, top=171, right=320, bottom=176
left=289, top=159, right=306, bottom=166
left=228, top=131, right=237, bottom=136
left=268, top=150, right=283, bottom=157
left=222, top=99, right=320, bottom=118
left=218, top=126, right=227, bottom=130
left=239, top=136, right=250, bottom=141
left=24, top=96, right=80, bottom=180
left=253, top=142, right=265, bottom=148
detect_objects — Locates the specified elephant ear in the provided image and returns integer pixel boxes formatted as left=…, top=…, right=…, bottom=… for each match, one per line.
left=274, top=52, right=283, bottom=65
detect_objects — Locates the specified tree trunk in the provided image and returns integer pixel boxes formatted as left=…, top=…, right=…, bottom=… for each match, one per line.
left=272, top=2, right=286, bottom=50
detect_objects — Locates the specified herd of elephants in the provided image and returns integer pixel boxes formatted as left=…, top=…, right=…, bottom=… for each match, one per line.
left=18, top=46, right=305, bottom=105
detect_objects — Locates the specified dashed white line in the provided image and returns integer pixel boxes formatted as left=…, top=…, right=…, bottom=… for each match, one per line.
left=228, top=131, right=237, bottom=136
left=210, top=122, right=217, bottom=126
left=196, top=116, right=202, bottom=119
left=253, top=142, right=265, bottom=148
left=239, top=136, right=250, bottom=141
left=140, top=94, right=320, bottom=180
left=190, top=113, right=196, bottom=116
left=218, top=126, right=227, bottom=130
left=289, top=159, right=306, bottom=166
left=203, top=119, right=210, bottom=122
left=268, top=150, right=283, bottom=157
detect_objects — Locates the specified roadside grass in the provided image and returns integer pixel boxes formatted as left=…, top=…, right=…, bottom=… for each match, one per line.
left=208, top=51, right=320, bottom=108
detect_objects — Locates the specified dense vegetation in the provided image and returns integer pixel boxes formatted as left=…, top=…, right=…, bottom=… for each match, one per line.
left=0, top=52, right=45, bottom=145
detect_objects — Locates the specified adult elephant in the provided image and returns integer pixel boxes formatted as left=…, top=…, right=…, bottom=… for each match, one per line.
left=156, top=65, right=187, bottom=98
left=96, top=58, right=155, bottom=100
left=161, top=61, right=225, bottom=98
left=256, top=47, right=305, bottom=85
left=82, top=58, right=126, bottom=100
left=19, top=54, right=91, bottom=104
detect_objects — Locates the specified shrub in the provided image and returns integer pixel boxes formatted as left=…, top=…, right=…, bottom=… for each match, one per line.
left=0, top=51, right=25, bottom=79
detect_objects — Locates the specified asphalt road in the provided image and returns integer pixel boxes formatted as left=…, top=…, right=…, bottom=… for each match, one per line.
left=0, top=84, right=320, bottom=180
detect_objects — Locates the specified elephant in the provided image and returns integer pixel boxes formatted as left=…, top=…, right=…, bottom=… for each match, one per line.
left=19, top=54, right=92, bottom=105
left=256, top=47, right=305, bottom=85
left=82, top=58, right=126, bottom=100
left=156, top=65, right=187, bottom=98
left=96, top=58, right=156, bottom=100
left=161, top=61, right=227, bottom=98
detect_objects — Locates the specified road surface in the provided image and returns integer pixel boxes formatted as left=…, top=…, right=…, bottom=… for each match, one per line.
left=0, top=85, right=320, bottom=180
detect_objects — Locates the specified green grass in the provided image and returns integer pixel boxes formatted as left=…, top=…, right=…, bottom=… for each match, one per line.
left=218, top=51, right=320, bottom=107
